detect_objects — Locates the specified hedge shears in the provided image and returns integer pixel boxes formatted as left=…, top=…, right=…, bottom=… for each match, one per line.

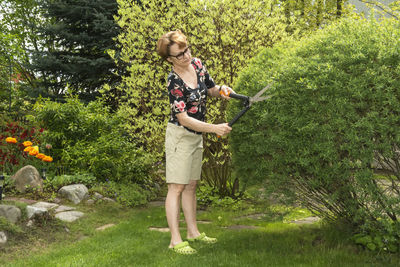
left=220, top=83, right=272, bottom=127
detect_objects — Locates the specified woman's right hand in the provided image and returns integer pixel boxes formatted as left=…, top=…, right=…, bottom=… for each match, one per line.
left=214, top=123, right=232, bottom=137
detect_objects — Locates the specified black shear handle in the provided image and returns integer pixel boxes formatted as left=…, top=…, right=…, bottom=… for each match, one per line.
left=228, top=92, right=249, bottom=102
left=229, top=106, right=250, bottom=127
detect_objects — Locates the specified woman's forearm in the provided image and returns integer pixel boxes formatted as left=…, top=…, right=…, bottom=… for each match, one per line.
left=177, top=113, right=216, bottom=133
left=208, top=86, right=222, bottom=98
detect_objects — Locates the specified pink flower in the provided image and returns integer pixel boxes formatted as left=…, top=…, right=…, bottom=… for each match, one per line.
left=171, top=89, right=183, bottom=97
left=174, top=101, right=186, bottom=112
left=188, top=106, right=198, bottom=114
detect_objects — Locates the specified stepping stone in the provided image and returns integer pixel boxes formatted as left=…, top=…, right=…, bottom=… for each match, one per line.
left=149, top=227, right=170, bottom=232
left=32, top=202, right=59, bottom=210
left=234, top=213, right=266, bottom=220
left=148, top=200, right=164, bottom=207
left=55, top=205, right=76, bottom=213
left=179, top=220, right=212, bottom=224
left=96, top=223, right=115, bottom=231
left=55, top=211, right=84, bottom=222
left=289, top=216, right=320, bottom=225
left=197, top=220, right=212, bottom=224
left=148, top=227, right=185, bottom=232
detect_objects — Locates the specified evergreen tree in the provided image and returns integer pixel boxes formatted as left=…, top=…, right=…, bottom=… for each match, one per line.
left=31, top=0, right=121, bottom=101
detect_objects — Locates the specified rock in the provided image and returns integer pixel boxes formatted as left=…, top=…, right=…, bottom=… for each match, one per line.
left=148, top=227, right=170, bottom=232
left=148, top=200, right=164, bottom=207
left=0, top=205, right=21, bottom=223
left=58, top=184, right=89, bottom=204
left=0, top=231, right=7, bottom=245
left=93, top=192, right=103, bottom=199
left=289, top=216, right=320, bottom=225
left=102, top=197, right=116, bottom=203
left=32, top=202, right=59, bottom=210
left=86, top=199, right=95, bottom=205
left=225, top=225, right=261, bottom=230
left=26, top=206, right=48, bottom=219
left=26, top=220, right=34, bottom=227
left=54, top=205, right=75, bottom=213
left=234, top=213, right=267, bottom=220
left=53, top=198, right=62, bottom=204
left=11, top=165, right=43, bottom=193
left=96, top=223, right=115, bottom=231
left=55, top=211, right=84, bottom=222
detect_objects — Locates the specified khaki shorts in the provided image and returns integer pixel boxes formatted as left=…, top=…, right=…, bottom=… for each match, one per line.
left=165, top=123, right=203, bottom=184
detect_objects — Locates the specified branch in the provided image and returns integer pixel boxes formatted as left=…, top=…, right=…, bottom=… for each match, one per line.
left=358, top=0, right=400, bottom=20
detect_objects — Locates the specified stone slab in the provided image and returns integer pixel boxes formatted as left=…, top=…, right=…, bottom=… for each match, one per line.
left=55, top=211, right=84, bottom=222
left=96, top=223, right=116, bottom=231
left=32, top=202, right=59, bottom=210
left=55, top=205, right=76, bottom=213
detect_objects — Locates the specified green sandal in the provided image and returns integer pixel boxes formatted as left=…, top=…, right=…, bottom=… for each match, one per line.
left=169, top=241, right=197, bottom=255
left=187, top=233, right=217, bottom=244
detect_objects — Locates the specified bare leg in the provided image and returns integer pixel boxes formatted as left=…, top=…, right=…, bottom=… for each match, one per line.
left=166, top=183, right=185, bottom=248
left=182, top=180, right=201, bottom=239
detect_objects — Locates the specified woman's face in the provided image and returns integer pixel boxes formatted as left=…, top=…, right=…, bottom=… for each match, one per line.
left=168, top=43, right=192, bottom=66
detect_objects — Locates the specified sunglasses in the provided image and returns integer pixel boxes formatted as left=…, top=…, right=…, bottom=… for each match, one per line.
left=169, top=46, right=191, bottom=60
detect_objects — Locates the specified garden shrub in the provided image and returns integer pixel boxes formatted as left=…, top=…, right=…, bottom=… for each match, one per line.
left=110, top=0, right=290, bottom=197
left=231, top=17, right=400, bottom=251
left=92, top=180, right=153, bottom=207
left=31, top=96, right=153, bottom=184
left=110, top=0, right=352, bottom=199
left=196, top=182, right=250, bottom=211
left=44, top=173, right=97, bottom=191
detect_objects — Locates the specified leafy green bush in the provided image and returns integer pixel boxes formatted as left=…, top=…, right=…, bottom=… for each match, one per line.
left=31, top=96, right=116, bottom=157
left=231, top=17, right=400, bottom=250
left=197, top=183, right=249, bottom=211
left=31, top=96, right=153, bottom=183
left=45, top=174, right=97, bottom=190
left=62, top=131, right=152, bottom=184
left=92, top=181, right=153, bottom=207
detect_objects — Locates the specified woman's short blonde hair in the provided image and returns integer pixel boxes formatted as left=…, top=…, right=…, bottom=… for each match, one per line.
left=157, top=30, right=188, bottom=60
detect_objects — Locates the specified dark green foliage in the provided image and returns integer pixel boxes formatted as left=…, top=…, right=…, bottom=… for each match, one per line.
left=196, top=182, right=249, bottom=211
left=94, top=181, right=154, bottom=207
left=231, top=18, right=400, bottom=250
left=31, top=0, right=121, bottom=99
left=45, top=173, right=97, bottom=190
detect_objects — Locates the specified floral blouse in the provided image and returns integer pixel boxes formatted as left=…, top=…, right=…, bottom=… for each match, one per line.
left=167, top=58, right=216, bottom=134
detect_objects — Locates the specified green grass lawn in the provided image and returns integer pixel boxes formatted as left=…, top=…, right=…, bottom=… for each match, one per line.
left=1, top=201, right=400, bottom=267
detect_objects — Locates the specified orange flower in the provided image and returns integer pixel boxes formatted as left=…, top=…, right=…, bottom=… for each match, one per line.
left=24, top=146, right=33, bottom=152
left=5, top=137, right=17, bottom=144
left=23, top=141, right=33, bottom=147
left=42, top=156, right=53, bottom=162
left=29, top=146, right=39, bottom=156
left=36, top=153, right=46, bottom=160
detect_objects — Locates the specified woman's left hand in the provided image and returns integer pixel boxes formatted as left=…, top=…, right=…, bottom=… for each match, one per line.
left=219, top=85, right=235, bottom=100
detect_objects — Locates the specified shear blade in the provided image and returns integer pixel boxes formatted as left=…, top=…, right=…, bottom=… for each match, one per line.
left=250, top=83, right=272, bottom=103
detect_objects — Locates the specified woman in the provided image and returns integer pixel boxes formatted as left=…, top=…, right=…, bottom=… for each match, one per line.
left=157, top=30, right=233, bottom=255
